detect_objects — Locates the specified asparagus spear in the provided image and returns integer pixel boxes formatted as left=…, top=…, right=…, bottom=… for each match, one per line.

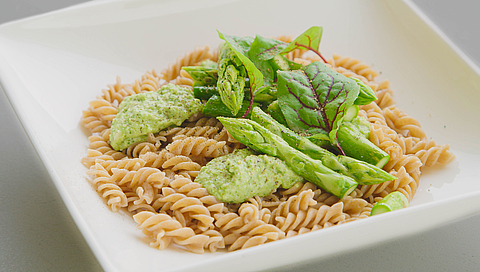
left=182, top=66, right=218, bottom=86
left=217, top=42, right=247, bottom=115
left=370, top=191, right=409, bottom=216
left=193, top=83, right=276, bottom=105
left=307, top=132, right=332, bottom=150
left=202, top=94, right=257, bottom=118
left=217, top=117, right=358, bottom=199
left=250, top=107, right=396, bottom=185
left=352, top=77, right=378, bottom=106
left=266, top=100, right=288, bottom=127
left=337, top=118, right=390, bottom=168
left=193, top=85, right=217, bottom=100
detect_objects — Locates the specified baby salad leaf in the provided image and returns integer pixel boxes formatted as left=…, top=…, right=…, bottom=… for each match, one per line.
left=280, top=26, right=327, bottom=63
left=248, top=35, right=287, bottom=86
left=247, top=35, right=303, bottom=86
left=277, top=61, right=360, bottom=145
left=218, top=31, right=265, bottom=117
left=252, top=35, right=287, bottom=61
left=244, top=26, right=325, bottom=63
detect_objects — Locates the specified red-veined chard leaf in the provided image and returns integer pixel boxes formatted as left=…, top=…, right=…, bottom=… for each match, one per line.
left=280, top=26, right=327, bottom=63
left=218, top=31, right=264, bottom=117
left=218, top=33, right=254, bottom=55
left=252, top=35, right=288, bottom=61
left=276, top=61, right=360, bottom=145
left=247, top=27, right=325, bottom=61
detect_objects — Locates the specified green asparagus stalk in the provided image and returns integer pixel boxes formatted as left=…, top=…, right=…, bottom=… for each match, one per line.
left=217, top=43, right=247, bottom=115
left=307, top=132, right=331, bottom=150
left=198, top=59, right=218, bottom=69
left=351, top=77, right=378, bottom=106
left=202, top=94, right=257, bottom=118
left=250, top=107, right=396, bottom=185
left=182, top=66, right=218, bottom=86
left=193, top=85, right=217, bottom=100
left=217, top=116, right=358, bottom=199
left=266, top=100, right=288, bottom=127
left=193, top=82, right=276, bottom=105
left=370, top=191, right=409, bottom=216
left=337, top=119, right=390, bottom=168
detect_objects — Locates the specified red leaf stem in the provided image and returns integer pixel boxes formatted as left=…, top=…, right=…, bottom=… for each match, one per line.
left=295, top=43, right=327, bottom=63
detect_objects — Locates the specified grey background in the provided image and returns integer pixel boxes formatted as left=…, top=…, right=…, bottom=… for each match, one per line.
left=0, top=1, right=479, bottom=271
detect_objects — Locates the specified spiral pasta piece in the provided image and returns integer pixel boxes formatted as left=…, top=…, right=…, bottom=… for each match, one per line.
left=158, top=126, right=222, bottom=143
left=169, top=175, right=211, bottom=199
left=272, top=189, right=317, bottom=217
left=139, top=150, right=202, bottom=178
left=109, top=167, right=169, bottom=197
left=125, top=142, right=158, bottom=158
left=99, top=76, right=126, bottom=104
left=374, top=80, right=395, bottom=109
left=331, top=54, right=379, bottom=81
left=184, top=116, right=224, bottom=129
left=87, top=129, right=126, bottom=160
left=98, top=157, right=146, bottom=174
left=405, top=138, right=455, bottom=167
left=384, top=106, right=427, bottom=139
left=161, top=46, right=214, bottom=82
left=171, top=69, right=195, bottom=88
left=87, top=98, right=118, bottom=126
left=88, top=163, right=128, bottom=212
left=215, top=209, right=284, bottom=251
left=81, top=109, right=109, bottom=134
left=125, top=189, right=157, bottom=213
left=166, top=136, right=229, bottom=159
left=81, top=149, right=114, bottom=168
left=134, top=211, right=222, bottom=253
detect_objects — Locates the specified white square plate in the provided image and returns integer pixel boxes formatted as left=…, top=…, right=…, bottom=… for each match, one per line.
left=0, top=0, right=479, bottom=271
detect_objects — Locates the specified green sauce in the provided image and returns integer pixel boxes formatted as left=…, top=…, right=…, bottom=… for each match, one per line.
left=109, top=84, right=203, bottom=151
left=196, top=149, right=303, bottom=203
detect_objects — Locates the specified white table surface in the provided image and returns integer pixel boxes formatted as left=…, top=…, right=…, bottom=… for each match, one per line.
left=0, top=1, right=479, bottom=271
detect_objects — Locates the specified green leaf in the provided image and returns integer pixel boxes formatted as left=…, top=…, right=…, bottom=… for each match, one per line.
left=276, top=61, right=360, bottom=145
left=248, top=35, right=287, bottom=86
left=220, top=34, right=254, bottom=56
left=280, top=26, right=323, bottom=55
left=251, top=35, right=288, bottom=61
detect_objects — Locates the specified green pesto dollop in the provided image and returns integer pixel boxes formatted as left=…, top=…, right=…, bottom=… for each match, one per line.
left=109, top=84, right=203, bottom=151
left=195, top=148, right=304, bottom=203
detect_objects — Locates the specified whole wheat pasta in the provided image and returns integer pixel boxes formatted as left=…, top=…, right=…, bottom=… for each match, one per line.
left=166, top=135, right=230, bottom=160
left=331, top=53, right=379, bottom=81
left=87, top=163, right=128, bottom=212
left=81, top=39, right=454, bottom=254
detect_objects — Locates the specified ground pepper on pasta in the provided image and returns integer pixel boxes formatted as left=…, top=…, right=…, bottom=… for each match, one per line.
left=81, top=39, right=455, bottom=253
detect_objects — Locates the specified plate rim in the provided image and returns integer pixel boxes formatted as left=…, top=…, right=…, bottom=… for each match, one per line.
left=0, top=1, right=479, bottom=271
